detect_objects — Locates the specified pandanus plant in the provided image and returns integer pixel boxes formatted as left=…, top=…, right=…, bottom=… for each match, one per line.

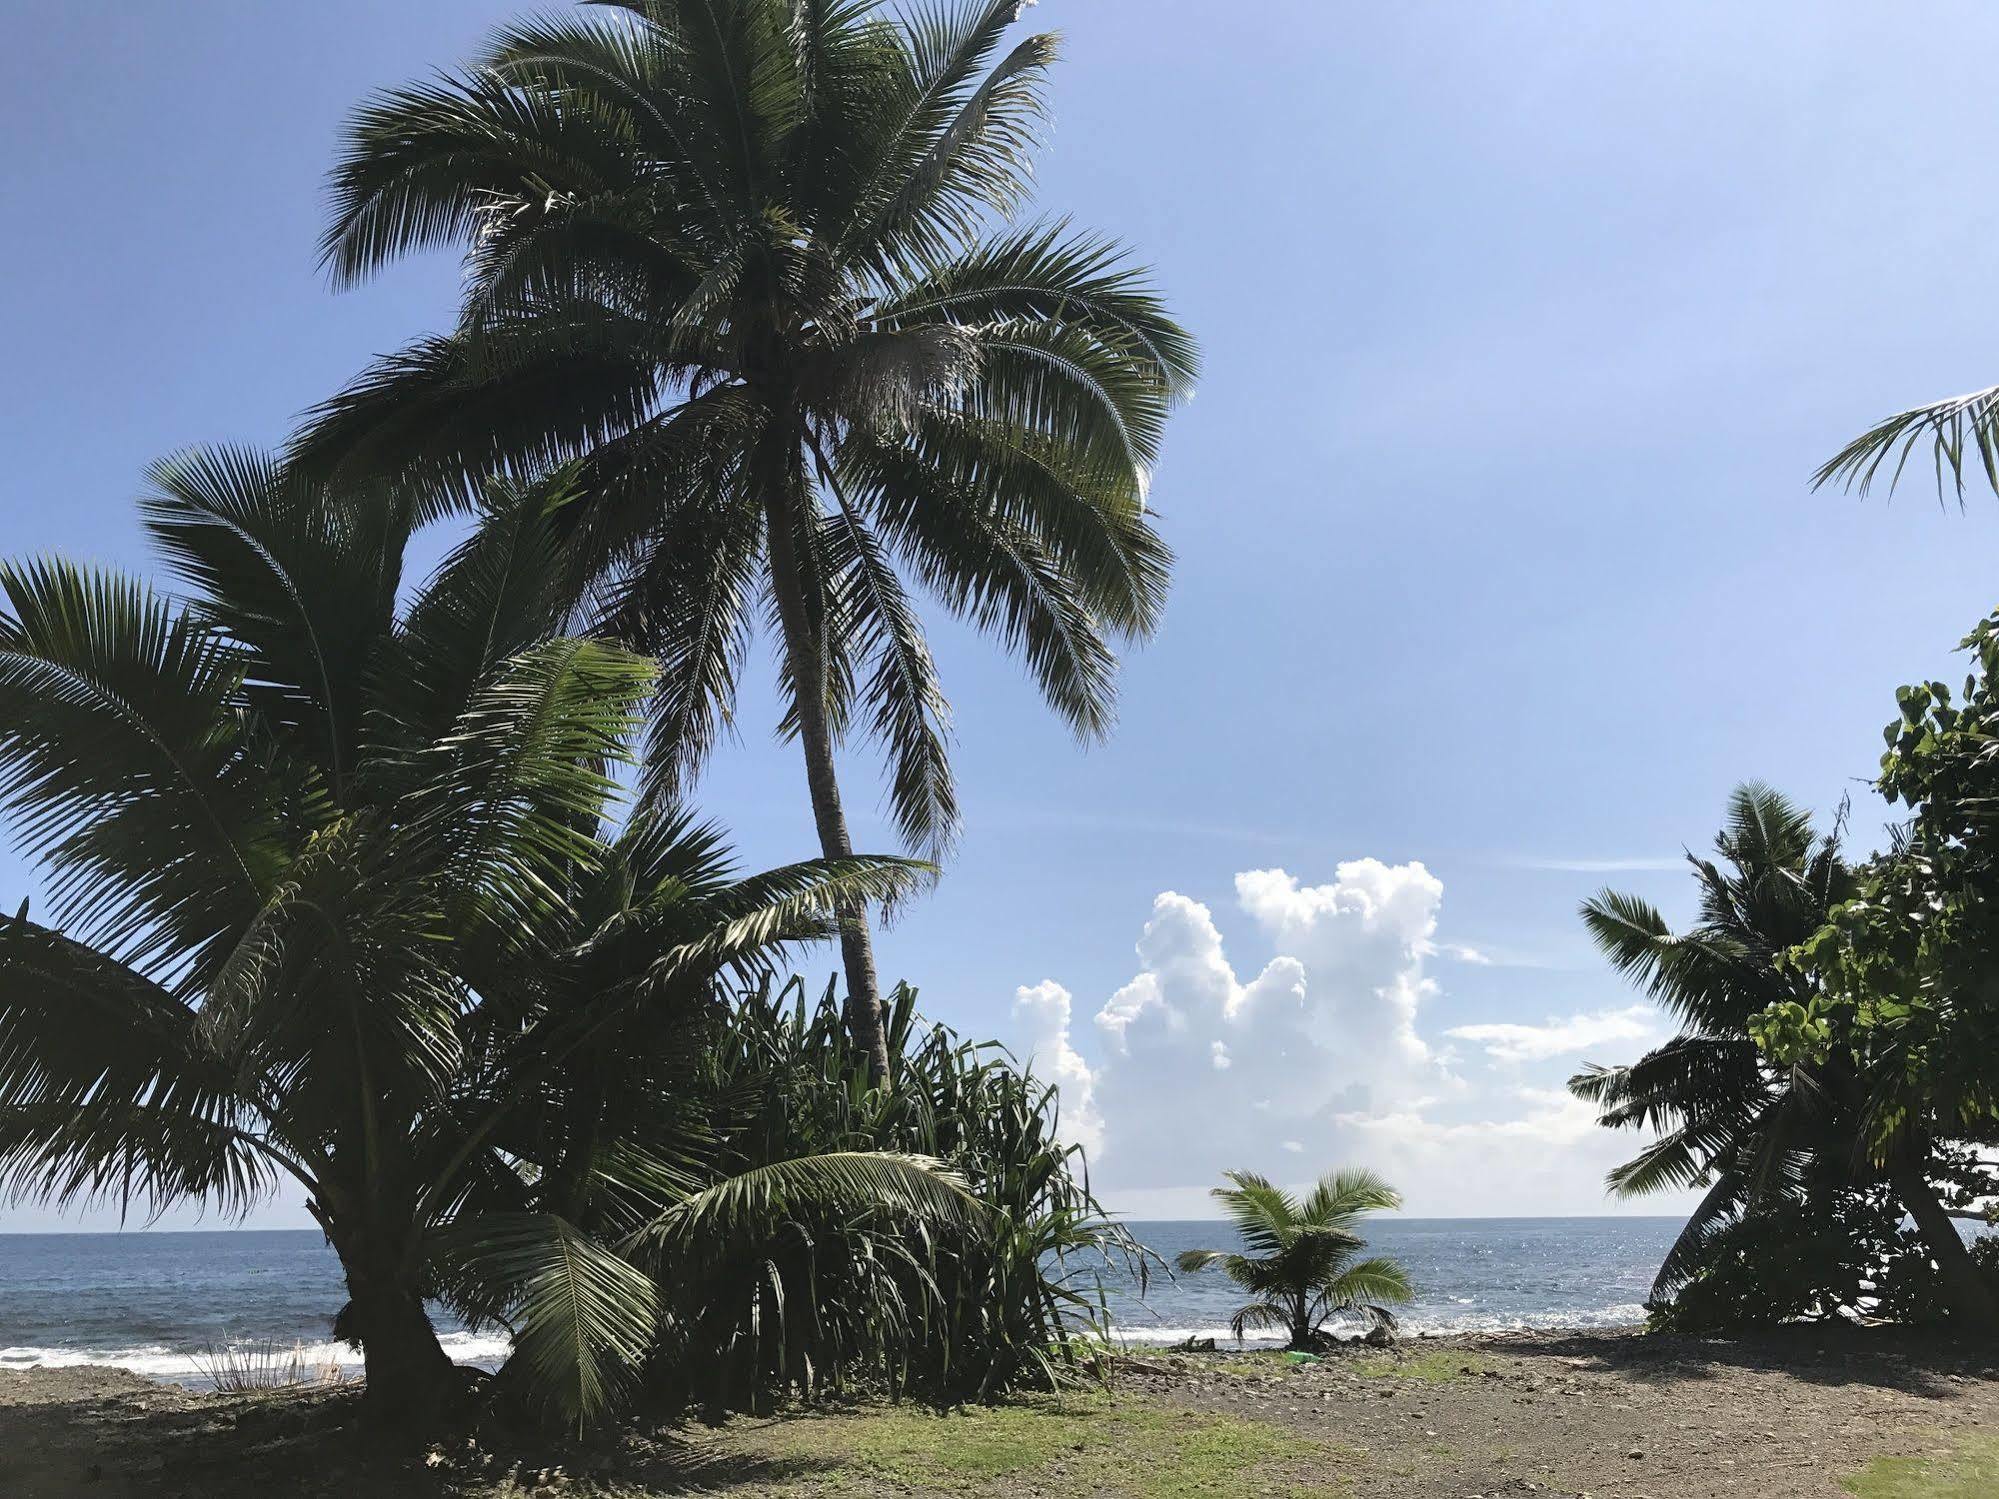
left=0, top=452, right=970, bottom=1430
left=294, top=0, right=1198, bottom=1081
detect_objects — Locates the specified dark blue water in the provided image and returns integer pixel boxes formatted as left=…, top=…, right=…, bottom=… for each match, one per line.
left=0, top=1217, right=1681, bottom=1381
left=0, top=1230, right=501, bottom=1381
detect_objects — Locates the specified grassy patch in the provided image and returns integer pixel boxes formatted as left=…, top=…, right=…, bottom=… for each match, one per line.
left=1843, top=1434, right=1999, bottom=1497
left=759, top=1395, right=1350, bottom=1499
left=1353, top=1350, right=1488, bottom=1384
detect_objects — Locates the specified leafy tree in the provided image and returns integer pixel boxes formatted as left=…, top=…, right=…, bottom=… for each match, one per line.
left=294, top=0, right=1198, bottom=1083
left=1773, top=611, right=1999, bottom=1328
left=1174, top=1169, right=1412, bottom=1350
left=0, top=452, right=968, bottom=1429
left=1566, top=783, right=1869, bottom=1300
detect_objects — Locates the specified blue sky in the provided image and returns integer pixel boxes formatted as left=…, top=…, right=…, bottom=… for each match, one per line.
left=6, top=0, right=1999, bottom=1226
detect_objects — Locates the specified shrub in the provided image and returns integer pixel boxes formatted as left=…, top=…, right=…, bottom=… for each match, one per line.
left=649, top=978, right=1147, bottom=1410
left=1646, top=1187, right=1936, bottom=1333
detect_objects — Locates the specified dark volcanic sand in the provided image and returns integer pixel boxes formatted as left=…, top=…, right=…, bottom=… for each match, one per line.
left=3, top=1326, right=1995, bottom=1497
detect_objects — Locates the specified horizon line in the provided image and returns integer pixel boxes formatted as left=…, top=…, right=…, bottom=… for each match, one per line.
left=0, top=1211, right=1690, bottom=1236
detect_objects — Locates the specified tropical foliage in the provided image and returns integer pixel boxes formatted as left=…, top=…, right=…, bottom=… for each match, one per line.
left=294, top=0, right=1198, bottom=1080
left=1572, top=780, right=1999, bottom=1327
left=1639, top=1185, right=1937, bottom=1335
left=677, top=976, right=1150, bottom=1408
left=1764, top=611, right=1999, bottom=1326
left=0, top=456, right=982, bottom=1430
left=1174, top=1169, right=1412, bottom=1350
left=1566, top=783, right=1868, bottom=1302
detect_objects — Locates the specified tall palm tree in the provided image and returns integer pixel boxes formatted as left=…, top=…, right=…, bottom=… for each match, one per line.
left=1174, top=1168, right=1413, bottom=1350
left=293, top=0, right=1198, bottom=1082
left=0, top=451, right=967, bottom=1429
left=1567, top=783, right=1874, bottom=1296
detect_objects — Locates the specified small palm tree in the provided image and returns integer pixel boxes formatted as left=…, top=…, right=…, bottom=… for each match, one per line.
left=297, top=0, right=1198, bottom=1081
left=1174, top=1169, right=1413, bottom=1350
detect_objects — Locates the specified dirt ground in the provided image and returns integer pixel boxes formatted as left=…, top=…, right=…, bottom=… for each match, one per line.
left=1124, top=1326, right=1999, bottom=1497
left=3, top=1326, right=1995, bottom=1499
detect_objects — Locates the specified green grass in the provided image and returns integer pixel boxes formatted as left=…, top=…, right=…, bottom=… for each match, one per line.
left=758, top=1395, right=1351, bottom=1499
left=1352, top=1350, right=1489, bottom=1384
left=1843, top=1434, right=1999, bottom=1497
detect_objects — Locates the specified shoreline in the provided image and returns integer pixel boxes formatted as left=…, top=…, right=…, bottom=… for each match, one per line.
left=2, top=1321, right=1663, bottom=1389
left=3, top=1323, right=1995, bottom=1497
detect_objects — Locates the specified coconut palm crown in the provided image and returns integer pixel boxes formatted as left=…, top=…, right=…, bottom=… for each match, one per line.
left=1175, top=1168, right=1413, bottom=1350
left=295, top=0, right=1199, bottom=1081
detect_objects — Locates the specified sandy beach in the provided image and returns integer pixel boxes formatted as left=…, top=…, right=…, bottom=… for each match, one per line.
left=2, top=1326, right=1994, bottom=1498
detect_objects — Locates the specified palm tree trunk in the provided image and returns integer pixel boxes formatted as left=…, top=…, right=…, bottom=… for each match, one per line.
left=1892, top=1162, right=1999, bottom=1330
left=336, top=1254, right=456, bottom=1429
left=762, top=487, right=893, bottom=1086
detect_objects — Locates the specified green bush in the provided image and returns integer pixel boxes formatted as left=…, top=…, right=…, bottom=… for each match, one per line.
left=1645, top=1188, right=1932, bottom=1333
left=648, top=978, right=1148, bottom=1411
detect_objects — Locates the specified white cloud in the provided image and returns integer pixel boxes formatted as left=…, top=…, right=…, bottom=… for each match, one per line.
left=1445, top=1004, right=1665, bottom=1064
left=1092, top=891, right=1306, bottom=1050
left=1029, top=864, right=1446, bottom=1192
left=1012, top=980, right=1105, bottom=1157
left=1009, top=860, right=1697, bottom=1218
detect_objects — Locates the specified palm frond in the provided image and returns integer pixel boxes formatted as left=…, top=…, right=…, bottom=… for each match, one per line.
left=815, top=488, right=957, bottom=855
left=1300, top=1167, right=1402, bottom=1225
left=0, top=558, right=283, bottom=976
left=394, top=637, right=653, bottom=949
left=0, top=915, right=271, bottom=1216
left=1323, top=1255, right=1416, bottom=1316
left=634, top=1150, right=980, bottom=1257
left=1211, top=1170, right=1295, bottom=1259
left=1814, top=382, right=1999, bottom=504
left=433, top=1212, right=658, bottom=1433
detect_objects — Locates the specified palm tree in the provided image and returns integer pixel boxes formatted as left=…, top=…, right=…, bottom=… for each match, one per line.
left=1174, top=1169, right=1413, bottom=1350
left=0, top=450, right=968, bottom=1429
left=1566, top=784, right=1905, bottom=1301
left=293, top=0, right=1198, bottom=1082
left=1573, top=784, right=1999, bottom=1325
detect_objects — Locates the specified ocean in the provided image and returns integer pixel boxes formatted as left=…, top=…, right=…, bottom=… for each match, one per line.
left=0, top=1217, right=1680, bottom=1384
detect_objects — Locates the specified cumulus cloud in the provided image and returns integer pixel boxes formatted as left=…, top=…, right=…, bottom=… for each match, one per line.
left=1233, top=860, right=1443, bottom=1075
left=1009, top=860, right=1695, bottom=1218
left=1011, top=980, right=1105, bottom=1157
left=1444, top=1004, right=1665, bottom=1064
left=1023, top=863, right=1449, bottom=1189
left=1092, top=891, right=1306, bottom=1051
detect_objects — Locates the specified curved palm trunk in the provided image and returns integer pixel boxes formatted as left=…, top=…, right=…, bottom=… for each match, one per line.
left=762, top=487, right=893, bottom=1087
left=331, top=1233, right=456, bottom=1429
left=350, top=1284, right=456, bottom=1426
left=1892, top=1163, right=1999, bottom=1330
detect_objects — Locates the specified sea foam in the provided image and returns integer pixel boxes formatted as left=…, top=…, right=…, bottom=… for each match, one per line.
left=0, top=1329, right=511, bottom=1382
